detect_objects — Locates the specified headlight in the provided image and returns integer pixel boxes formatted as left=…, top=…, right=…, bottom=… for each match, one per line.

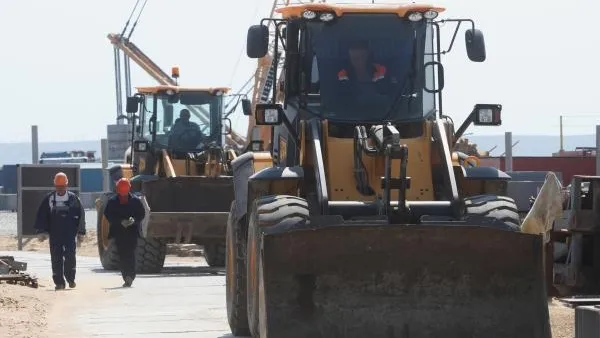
left=264, top=109, right=279, bottom=124
left=302, top=10, right=317, bottom=20
left=477, top=108, right=494, bottom=123
left=319, top=12, right=335, bottom=22
left=166, top=89, right=175, bottom=95
left=472, top=104, right=502, bottom=126
left=423, top=10, right=439, bottom=20
left=407, top=12, right=423, bottom=22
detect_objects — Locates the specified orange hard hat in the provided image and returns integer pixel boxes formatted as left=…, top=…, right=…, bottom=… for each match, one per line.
left=54, top=172, right=68, bottom=186
left=116, top=178, right=131, bottom=196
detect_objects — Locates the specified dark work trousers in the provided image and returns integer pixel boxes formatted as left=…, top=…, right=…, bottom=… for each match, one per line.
left=116, top=233, right=138, bottom=281
left=48, top=202, right=78, bottom=286
left=49, top=237, right=77, bottom=286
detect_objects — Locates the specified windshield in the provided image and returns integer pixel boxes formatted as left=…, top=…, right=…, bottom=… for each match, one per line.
left=142, top=91, right=222, bottom=151
left=306, top=14, right=430, bottom=123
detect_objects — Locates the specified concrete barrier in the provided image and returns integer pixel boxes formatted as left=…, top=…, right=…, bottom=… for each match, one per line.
left=0, top=192, right=104, bottom=211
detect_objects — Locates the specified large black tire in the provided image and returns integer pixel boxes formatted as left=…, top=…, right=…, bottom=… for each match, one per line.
left=463, top=194, right=520, bottom=231
left=226, top=202, right=251, bottom=337
left=204, top=243, right=226, bottom=267
left=135, top=237, right=167, bottom=274
left=246, top=195, right=310, bottom=337
left=96, top=194, right=120, bottom=270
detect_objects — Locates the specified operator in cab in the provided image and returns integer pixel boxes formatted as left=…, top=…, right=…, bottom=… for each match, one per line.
left=336, top=40, right=397, bottom=110
left=34, top=172, right=86, bottom=290
left=168, top=109, right=205, bottom=150
left=103, top=178, right=146, bottom=287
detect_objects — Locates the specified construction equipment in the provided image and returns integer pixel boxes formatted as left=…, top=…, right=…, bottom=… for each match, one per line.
left=549, top=175, right=600, bottom=297
left=225, top=2, right=551, bottom=337
left=96, top=69, right=238, bottom=273
left=0, top=256, right=38, bottom=288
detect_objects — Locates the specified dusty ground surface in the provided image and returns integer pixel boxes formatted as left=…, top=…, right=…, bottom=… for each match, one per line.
left=549, top=299, right=575, bottom=338
left=0, top=232, right=577, bottom=337
left=0, top=283, right=53, bottom=338
left=0, top=232, right=205, bottom=337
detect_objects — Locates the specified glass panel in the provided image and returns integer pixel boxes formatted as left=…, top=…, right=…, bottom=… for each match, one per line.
left=306, top=14, right=428, bottom=123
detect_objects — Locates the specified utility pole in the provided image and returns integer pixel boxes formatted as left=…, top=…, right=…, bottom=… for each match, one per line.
left=505, top=132, right=513, bottom=172
left=559, top=115, right=564, bottom=153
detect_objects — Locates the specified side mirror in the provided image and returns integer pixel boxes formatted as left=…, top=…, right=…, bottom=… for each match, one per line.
left=247, top=25, right=269, bottom=58
left=222, top=117, right=232, bottom=135
left=255, top=103, right=283, bottom=125
left=133, top=140, right=149, bottom=152
left=126, top=97, right=139, bottom=113
left=164, top=105, right=174, bottom=127
left=473, top=104, right=502, bottom=126
left=465, top=29, right=486, bottom=62
left=241, top=98, right=252, bottom=116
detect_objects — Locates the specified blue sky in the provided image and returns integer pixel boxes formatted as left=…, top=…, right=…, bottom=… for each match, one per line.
left=1, top=0, right=599, bottom=144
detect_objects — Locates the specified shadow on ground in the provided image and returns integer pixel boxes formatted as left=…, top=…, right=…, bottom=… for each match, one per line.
left=91, top=266, right=224, bottom=278
left=137, top=266, right=225, bottom=278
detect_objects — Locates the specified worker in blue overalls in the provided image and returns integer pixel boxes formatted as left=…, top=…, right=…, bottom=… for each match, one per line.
left=34, top=172, right=86, bottom=290
left=103, top=177, right=146, bottom=287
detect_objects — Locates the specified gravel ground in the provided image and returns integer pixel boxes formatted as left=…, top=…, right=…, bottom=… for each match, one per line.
left=0, top=210, right=97, bottom=236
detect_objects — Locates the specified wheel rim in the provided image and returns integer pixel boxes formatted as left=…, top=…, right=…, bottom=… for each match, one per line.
left=226, top=230, right=235, bottom=303
left=101, top=215, right=110, bottom=250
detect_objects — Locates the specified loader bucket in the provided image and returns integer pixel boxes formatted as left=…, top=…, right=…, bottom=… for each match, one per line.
left=258, top=225, right=551, bottom=338
left=141, top=176, right=234, bottom=213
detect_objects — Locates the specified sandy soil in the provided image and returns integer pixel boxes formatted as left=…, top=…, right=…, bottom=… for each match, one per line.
left=549, top=299, right=575, bottom=338
left=0, top=283, right=53, bottom=338
left=0, top=233, right=577, bottom=337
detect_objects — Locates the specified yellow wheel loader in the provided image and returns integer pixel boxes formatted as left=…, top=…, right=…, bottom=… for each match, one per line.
left=225, top=3, right=551, bottom=338
left=96, top=80, right=237, bottom=273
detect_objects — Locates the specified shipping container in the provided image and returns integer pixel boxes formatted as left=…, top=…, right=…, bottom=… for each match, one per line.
left=80, top=168, right=103, bottom=192
left=2, top=164, right=17, bottom=194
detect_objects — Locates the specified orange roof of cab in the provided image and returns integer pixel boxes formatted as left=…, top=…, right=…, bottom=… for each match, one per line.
left=276, top=3, right=445, bottom=18
left=135, top=85, right=231, bottom=95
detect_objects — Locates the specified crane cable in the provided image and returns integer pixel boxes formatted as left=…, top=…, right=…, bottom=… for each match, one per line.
left=120, top=0, right=141, bottom=37
left=126, top=0, right=148, bottom=39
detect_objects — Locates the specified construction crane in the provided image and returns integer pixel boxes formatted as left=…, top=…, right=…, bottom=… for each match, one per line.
left=109, top=0, right=248, bottom=150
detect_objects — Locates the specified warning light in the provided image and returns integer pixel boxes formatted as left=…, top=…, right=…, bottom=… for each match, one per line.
left=171, top=66, right=180, bottom=79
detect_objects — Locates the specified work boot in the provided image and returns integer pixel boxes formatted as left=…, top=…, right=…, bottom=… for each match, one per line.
left=68, top=281, right=76, bottom=289
left=123, top=276, right=133, bottom=287
left=55, top=284, right=66, bottom=290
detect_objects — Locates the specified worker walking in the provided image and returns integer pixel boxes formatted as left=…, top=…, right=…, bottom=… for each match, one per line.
left=103, top=178, right=145, bottom=287
left=34, top=172, right=86, bottom=290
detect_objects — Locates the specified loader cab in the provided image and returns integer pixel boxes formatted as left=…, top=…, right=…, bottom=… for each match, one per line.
left=125, top=85, right=230, bottom=174
left=247, top=4, right=494, bottom=167
left=245, top=3, right=504, bottom=204
left=248, top=4, right=486, bottom=123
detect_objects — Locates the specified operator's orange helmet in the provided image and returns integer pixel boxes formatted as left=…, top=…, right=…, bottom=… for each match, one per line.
left=116, top=178, right=131, bottom=196
left=53, top=172, right=68, bottom=186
